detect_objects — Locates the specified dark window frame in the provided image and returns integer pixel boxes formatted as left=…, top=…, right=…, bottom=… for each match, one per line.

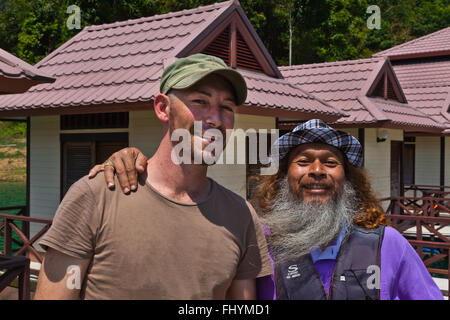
left=60, top=132, right=128, bottom=200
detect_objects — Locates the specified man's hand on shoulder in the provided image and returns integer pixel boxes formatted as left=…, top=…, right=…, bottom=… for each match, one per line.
left=34, top=248, right=90, bottom=300
left=88, top=147, right=147, bottom=194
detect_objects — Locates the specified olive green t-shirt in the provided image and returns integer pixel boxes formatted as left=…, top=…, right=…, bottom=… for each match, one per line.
left=39, top=174, right=272, bottom=299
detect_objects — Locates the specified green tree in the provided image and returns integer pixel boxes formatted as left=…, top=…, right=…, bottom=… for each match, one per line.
left=0, top=0, right=449, bottom=66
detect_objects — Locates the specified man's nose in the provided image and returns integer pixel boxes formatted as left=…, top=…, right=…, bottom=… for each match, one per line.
left=308, top=159, right=326, bottom=179
left=205, top=104, right=222, bottom=129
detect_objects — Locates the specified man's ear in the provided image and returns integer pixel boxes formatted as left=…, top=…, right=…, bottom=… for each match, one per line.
left=154, top=93, right=170, bottom=123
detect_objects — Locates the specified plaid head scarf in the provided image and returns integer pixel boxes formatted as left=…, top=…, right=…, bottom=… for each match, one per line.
left=274, top=119, right=363, bottom=167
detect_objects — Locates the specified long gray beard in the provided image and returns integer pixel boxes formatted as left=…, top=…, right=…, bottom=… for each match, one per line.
left=260, top=178, right=357, bottom=264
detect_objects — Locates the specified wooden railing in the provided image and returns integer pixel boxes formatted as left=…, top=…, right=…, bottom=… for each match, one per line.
left=0, top=255, right=30, bottom=300
left=0, top=206, right=52, bottom=264
left=0, top=206, right=28, bottom=251
left=380, top=190, right=450, bottom=295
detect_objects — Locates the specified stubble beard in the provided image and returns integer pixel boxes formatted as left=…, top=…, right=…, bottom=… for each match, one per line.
left=260, top=177, right=357, bottom=264
left=169, top=114, right=226, bottom=166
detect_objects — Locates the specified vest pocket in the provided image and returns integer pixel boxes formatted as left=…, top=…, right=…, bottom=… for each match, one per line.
left=341, top=269, right=378, bottom=300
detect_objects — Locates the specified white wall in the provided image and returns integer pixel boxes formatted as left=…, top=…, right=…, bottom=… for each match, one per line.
left=415, top=136, right=441, bottom=186
left=364, top=128, right=403, bottom=202
left=207, top=114, right=276, bottom=198
left=129, top=110, right=162, bottom=157
left=29, top=116, right=60, bottom=237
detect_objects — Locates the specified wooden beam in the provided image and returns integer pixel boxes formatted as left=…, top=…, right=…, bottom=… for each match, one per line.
left=230, top=21, right=237, bottom=68
left=358, top=128, right=365, bottom=167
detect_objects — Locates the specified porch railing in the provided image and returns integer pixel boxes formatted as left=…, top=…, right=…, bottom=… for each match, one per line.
left=380, top=189, right=450, bottom=295
left=0, top=207, right=52, bottom=264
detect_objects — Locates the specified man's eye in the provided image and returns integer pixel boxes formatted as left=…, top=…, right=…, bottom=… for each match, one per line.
left=221, top=105, right=233, bottom=112
left=325, top=160, right=338, bottom=166
left=193, top=99, right=206, bottom=105
left=296, top=159, right=310, bottom=165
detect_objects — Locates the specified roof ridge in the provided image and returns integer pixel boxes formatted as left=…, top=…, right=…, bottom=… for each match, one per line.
left=402, top=83, right=450, bottom=90
left=279, top=57, right=383, bottom=70
left=84, top=1, right=232, bottom=32
left=374, top=26, right=450, bottom=57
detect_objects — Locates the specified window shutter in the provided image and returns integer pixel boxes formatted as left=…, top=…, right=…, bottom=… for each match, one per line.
left=236, top=30, right=263, bottom=72
left=96, top=141, right=128, bottom=164
left=370, top=72, right=401, bottom=102
left=63, top=142, right=94, bottom=196
left=201, top=26, right=230, bottom=65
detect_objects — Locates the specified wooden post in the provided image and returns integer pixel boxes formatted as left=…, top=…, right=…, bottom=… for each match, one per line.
left=230, top=22, right=237, bottom=68
left=4, top=217, right=12, bottom=256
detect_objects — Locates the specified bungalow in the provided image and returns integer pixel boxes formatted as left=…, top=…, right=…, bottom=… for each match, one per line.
left=279, top=57, right=446, bottom=202
left=373, top=26, right=450, bottom=190
left=0, top=0, right=343, bottom=237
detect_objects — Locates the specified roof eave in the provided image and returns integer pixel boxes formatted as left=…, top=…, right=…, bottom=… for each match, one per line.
left=376, top=49, right=450, bottom=61
left=237, top=103, right=343, bottom=122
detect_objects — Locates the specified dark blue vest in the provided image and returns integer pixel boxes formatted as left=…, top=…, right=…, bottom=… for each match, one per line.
left=275, top=226, right=385, bottom=300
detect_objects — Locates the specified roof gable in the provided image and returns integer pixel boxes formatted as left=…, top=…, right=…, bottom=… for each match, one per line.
left=280, top=57, right=443, bottom=132
left=179, top=2, right=281, bottom=77
left=365, top=59, right=406, bottom=103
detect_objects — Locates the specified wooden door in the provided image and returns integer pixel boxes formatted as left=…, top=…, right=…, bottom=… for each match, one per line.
left=391, top=141, right=403, bottom=197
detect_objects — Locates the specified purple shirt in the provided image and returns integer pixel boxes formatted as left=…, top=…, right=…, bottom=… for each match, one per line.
left=256, top=226, right=444, bottom=300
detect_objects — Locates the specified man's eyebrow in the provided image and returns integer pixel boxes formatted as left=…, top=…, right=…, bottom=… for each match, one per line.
left=195, top=90, right=211, bottom=97
left=194, top=90, right=235, bottom=103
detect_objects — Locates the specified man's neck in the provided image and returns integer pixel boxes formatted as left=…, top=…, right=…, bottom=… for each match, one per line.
left=145, top=135, right=211, bottom=204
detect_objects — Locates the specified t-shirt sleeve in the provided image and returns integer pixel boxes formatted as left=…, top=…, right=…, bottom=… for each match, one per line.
left=39, top=176, right=101, bottom=259
left=381, top=226, right=444, bottom=300
left=234, top=202, right=274, bottom=280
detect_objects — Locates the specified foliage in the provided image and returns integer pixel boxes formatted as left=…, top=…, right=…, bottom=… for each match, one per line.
left=0, top=0, right=449, bottom=66
left=0, top=121, right=26, bottom=144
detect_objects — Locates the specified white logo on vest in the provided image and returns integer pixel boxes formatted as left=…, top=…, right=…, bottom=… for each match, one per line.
left=286, top=265, right=301, bottom=279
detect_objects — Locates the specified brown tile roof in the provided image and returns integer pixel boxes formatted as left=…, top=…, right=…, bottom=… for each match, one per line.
left=374, top=26, right=450, bottom=60
left=391, top=59, right=450, bottom=125
left=280, top=57, right=445, bottom=132
left=0, top=48, right=55, bottom=94
left=0, top=0, right=343, bottom=121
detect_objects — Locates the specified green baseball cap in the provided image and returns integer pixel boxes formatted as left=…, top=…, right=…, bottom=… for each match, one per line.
left=160, top=54, right=247, bottom=106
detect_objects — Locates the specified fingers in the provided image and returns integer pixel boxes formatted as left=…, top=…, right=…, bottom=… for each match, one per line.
left=135, top=150, right=148, bottom=173
left=90, top=147, right=147, bottom=194
left=114, top=156, right=132, bottom=194
left=88, top=164, right=104, bottom=179
left=120, top=149, right=138, bottom=192
left=103, top=164, right=116, bottom=189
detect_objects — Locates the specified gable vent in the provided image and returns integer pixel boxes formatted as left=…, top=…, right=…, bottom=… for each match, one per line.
left=371, top=72, right=400, bottom=102
left=202, top=26, right=230, bottom=65
left=236, top=30, right=263, bottom=72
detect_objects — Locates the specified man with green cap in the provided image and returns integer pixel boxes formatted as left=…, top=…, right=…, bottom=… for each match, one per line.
left=35, top=54, right=272, bottom=300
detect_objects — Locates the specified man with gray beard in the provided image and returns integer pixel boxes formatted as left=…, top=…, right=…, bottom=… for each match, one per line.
left=90, top=119, right=443, bottom=300
left=253, top=119, right=443, bottom=300
left=262, top=178, right=356, bottom=265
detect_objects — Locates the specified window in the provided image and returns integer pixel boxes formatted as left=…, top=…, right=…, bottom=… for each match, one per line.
left=61, top=133, right=128, bottom=197
left=61, top=112, right=129, bottom=130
